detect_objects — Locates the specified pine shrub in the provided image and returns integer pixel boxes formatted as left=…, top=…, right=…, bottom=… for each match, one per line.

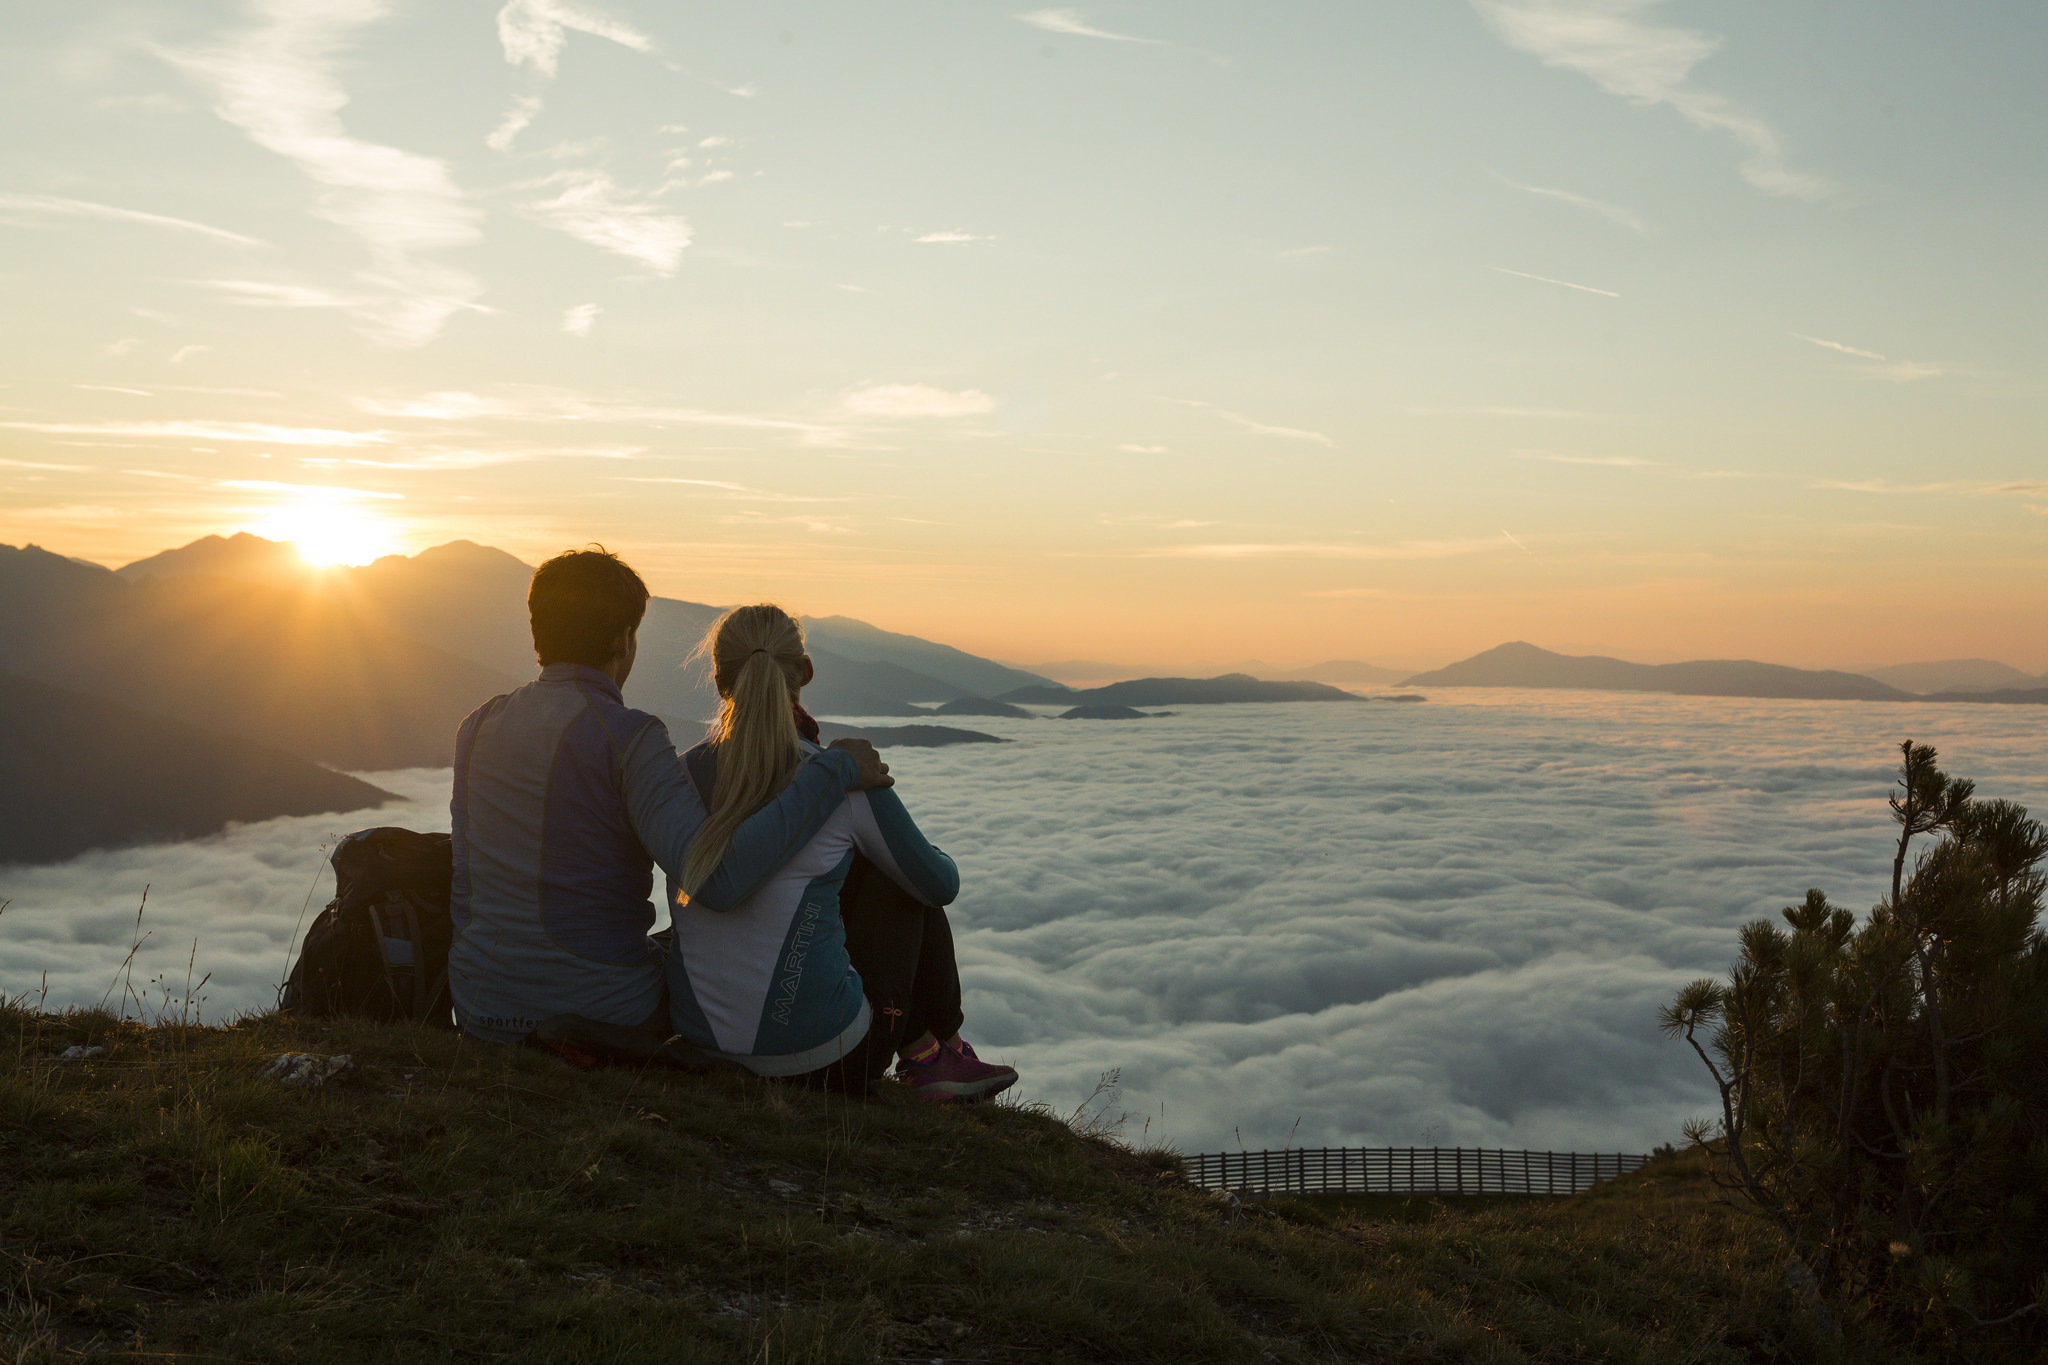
left=1663, top=741, right=2048, bottom=1353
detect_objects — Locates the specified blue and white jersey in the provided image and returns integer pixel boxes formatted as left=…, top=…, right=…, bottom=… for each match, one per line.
left=666, top=740, right=959, bottom=1075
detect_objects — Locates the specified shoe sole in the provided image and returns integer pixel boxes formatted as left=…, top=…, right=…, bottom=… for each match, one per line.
left=905, top=1072, right=1017, bottom=1103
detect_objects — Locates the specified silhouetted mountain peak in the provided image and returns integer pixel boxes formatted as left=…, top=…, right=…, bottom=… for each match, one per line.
left=1, top=542, right=128, bottom=613
left=1404, top=643, right=1914, bottom=702
left=402, top=540, right=533, bottom=572
left=117, top=532, right=309, bottom=584
left=1861, top=658, right=2039, bottom=694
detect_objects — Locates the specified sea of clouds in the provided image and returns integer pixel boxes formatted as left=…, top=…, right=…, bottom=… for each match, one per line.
left=5, top=693, right=2044, bottom=1157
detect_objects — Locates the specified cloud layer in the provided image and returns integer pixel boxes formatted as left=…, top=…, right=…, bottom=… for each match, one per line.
left=7, top=697, right=2045, bottom=1158
left=871, top=693, right=2048, bottom=1152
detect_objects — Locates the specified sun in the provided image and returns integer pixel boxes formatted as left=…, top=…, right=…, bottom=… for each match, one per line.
left=244, top=488, right=405, bottom=568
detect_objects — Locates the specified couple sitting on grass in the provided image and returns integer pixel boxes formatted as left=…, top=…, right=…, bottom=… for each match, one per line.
left=444, top=547, right=1016, bottom=1103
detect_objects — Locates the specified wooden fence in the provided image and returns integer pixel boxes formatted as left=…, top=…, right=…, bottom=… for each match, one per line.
left=1184, top=1147, right=1649, bottom=1197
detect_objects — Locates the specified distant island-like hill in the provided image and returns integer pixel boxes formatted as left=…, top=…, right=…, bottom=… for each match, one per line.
left=1403, top=642, right=2047, bottom=705
left=814, top=722, right=1006, bottom=749
left=0, top=671, right=393, bottom=864
left=997, top=673, right=1364, bottom=707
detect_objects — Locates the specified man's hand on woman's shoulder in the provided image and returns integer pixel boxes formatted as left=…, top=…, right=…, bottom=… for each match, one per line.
left=827, top=737, right=893, bottom=790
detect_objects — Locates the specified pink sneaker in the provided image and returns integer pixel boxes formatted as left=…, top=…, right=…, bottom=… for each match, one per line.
left=896, top=1038, right=1017, bottom=1103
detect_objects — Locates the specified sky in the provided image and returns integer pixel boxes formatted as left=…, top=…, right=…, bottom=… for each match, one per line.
left=2, top=0, right=2044, bottom=671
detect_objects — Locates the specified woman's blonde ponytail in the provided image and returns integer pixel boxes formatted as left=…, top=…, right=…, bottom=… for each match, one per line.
left=677, top=604, right=808, bottom=898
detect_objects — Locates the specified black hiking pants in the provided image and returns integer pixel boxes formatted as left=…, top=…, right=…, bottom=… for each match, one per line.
left=795, top=854, right=965, bottom=1095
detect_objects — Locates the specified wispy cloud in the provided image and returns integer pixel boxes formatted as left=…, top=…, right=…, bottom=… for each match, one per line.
left=488, top=0, right=658, bottom=157
left=522, top=170, right=690, bottom=273
left=496, top=0, right=653, bottom=77
left=0, top=420, right=389, bottom=446
left=1171, top=399, right=1333, bottom=447
left=1501, top=529, right=1530, bottom=551
left=1118, top=444, right=1169, bottom=453
left=1793, top=333, right=1884, bottom=361
left=0, top=457, right=96, bottom=472
left=838, top=384, right=995, bottom=419
left=561, top=303, right=601, bottom=336
left=614, top=477, right=845, bottom=504
left=1277, top=245, right=1333, bottom=259
left=222, top=479, right=401, bottom=498
left=1136, top=539, right=1500, bottom=560
left=320, top=443, right=643, bottom=470
left=1486, top=172, right=1648, bottom=234
left=1471, top=0, right=1830, bottom=200
left=205, top=279, right=358, bottom=308
left=915, top=230, right=992, bottom=244
left=1985, top=481, right=2048, bottom=498
left=353, top=387, right=860, bottom=446
left=486, top=94, right=543, bottom=153
left=161, top=384, right=287, bottom=398
left=0, top=193, right=267, bottom=248
left=1865, top=360, right=1974, bottom=384
left=1512, top=448, right=1653, bottom=466
left=1410, top=405, right=1629, bottom=420
left=168, top=0, right=483, bottom=346
left=1015, top=9, right=1165, bottom=44
left=1490, top=265, right=1619, bottom=297
left=1814, top=478, right=1960, bottom=495
left=1099, top=513, right=1221, bottom=529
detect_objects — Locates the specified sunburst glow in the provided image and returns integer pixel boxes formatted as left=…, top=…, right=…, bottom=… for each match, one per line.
left=239, top=485, right=404, bottom=567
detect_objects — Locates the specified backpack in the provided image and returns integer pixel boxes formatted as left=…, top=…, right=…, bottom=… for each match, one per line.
left=279, top=827, right=455, bottom=1026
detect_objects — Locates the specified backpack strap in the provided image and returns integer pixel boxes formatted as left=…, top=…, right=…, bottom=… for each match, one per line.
left=404, top=900, right=426, bottom=1021
left=398, top=899, right=447, bottom=1024
left=363, top=897, right=416, bottom=1019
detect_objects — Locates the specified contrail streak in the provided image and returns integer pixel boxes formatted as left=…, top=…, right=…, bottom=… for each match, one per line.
left=1490, top=266, right=1619, bottom=298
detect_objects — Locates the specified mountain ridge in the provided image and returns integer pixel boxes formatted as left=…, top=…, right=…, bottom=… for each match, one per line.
left=1859, top=658, right=2047, bottom=694
left=998, top=673, right=1365, bottom=707
left=1, top=543, right=519, bottom=769
left=1402, top=642, right=2048, bottom=705
left=109, top=535, right=1055, bottom=723
left=0, top=669, right=393, bottom=864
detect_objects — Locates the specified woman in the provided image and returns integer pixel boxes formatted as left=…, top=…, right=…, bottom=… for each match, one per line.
left=666, top=603, right=1017, bottom=1100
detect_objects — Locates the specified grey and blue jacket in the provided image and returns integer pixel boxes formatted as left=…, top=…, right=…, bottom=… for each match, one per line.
left=448, top=664, right=857, bottom=1043
left=666, top=739, right=959, bottom=1075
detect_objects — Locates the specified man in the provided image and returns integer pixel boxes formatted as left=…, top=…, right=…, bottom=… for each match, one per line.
left=447, top=547, right=891, bottom=1043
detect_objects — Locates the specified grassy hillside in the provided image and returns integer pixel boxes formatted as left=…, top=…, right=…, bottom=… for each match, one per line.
left=1, top=1007, right=1882, bottom=1363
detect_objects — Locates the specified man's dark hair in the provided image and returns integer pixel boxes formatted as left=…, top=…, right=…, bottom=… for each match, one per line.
left=528, top=547, right=650, bottom=667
